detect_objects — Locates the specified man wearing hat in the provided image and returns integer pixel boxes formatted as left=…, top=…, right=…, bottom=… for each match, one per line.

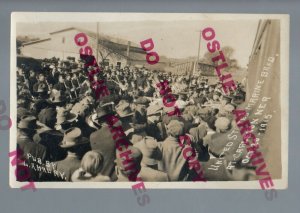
left=89, top=106, right=117, bottom=178
left=134, top=97, right=150, bottom=108
left=64, top=74, right=76, bottom=99
left=37, top=107, right=57, bottom=131
left=28, top=70, right=37, bottom=94
left=195, top=91, right=208, bottom=107
left=115, top=100, right=134, bottom=135
left=48, top=90, right=67, bottom=107
left=54, top=127, right=89, bottom=181
left=33, top=73, right=48, bottom=97
left=17, top=116, right=48, bottom=181
left=53, top=74, right=67, bottom=92
left=200, top=118, right=249, bottom=181
left=129, top=108, right=148, bottom=144
left=146, top=103, right=165, bottom=141
left=86, top=103, right=111, bottom=130
left=188, top=124, right=209, bottom=162
left=156, top=120, right=190, bottom=181
left=134, top=137, right=169, bottom=181
left=33, top=108, right=66, bottom=163
left=71, top=73, right=81, bottom=96
left=207, top=118, right=246, bottom=160
left=55, top=108, right=78, bottom=132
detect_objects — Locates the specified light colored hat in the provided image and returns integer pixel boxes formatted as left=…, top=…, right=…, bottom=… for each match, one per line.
left=215, top=117, right=231, bottom=132
left=71, top=102, right=89, bottom=117
left=56, top=108, right=78, bottom=125
left=147, top=104, right=162, bottom=116
left=18, top=116, right=37, bottom=130
left=60, top=127, right=89, bottom=148
left=134, top=97, right=150, bottom=106
left=176, top=99, right=187, bottom=110
left=115, top=101, right=134, bottom=118
left=71, top=68, right=81, bottom=73
left=224, top=104, right=235, bottom=112
left=81, top=96, right=94, bottom=105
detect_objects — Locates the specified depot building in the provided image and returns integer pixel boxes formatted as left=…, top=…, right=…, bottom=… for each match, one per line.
left=20, top=27, right=150, bottom=69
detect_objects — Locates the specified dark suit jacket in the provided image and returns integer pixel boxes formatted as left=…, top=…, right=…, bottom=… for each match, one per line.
left=33, top=130, right=66, bottom=162
left=90, top=124, right=116, bottom=177
left=53, top=82, right=66, bottom=92
left=17, top=136, right=48, bottom=181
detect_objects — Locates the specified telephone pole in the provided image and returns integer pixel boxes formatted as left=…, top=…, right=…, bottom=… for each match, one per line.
left=193, top=30, right=202, bottom=76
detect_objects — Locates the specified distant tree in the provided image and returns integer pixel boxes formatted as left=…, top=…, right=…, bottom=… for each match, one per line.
left=16, top=40, right=22, bottom=54
left=97, top=48, right=119, bottom=64
left=96, top=40, right=127, bottom=65
left=16, top=35, right=40, bottom=55
left=200, top=46, right=240, bottom=72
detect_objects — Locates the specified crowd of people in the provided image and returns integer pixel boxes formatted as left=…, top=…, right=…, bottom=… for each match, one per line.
left=16, top=56, right=257, bottom=183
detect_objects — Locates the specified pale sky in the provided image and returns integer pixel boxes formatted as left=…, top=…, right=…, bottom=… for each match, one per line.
left=17, top=20, right=258, bottom=67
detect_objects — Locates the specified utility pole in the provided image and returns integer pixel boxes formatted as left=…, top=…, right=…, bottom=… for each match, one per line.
left=126, top=41, right=131, bottom=66
left=193, top=30, right=202, bottom=76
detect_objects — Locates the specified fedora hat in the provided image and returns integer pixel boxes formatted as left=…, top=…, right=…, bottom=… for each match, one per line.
left=18, top=115, right=38, bottom=130
left=56, top=108, right=78, bottom=125
left=95, top=106, right=111, bottom=120
left=222, top=95, right=232, bottom=102
left=131, top=108, right=147, bottom=130
left=71, top=68, right=81, bottom=73
left=115, top=101, right=134, bottom=118
left=60, top=127, right=89, bottom=148
left=134, top=97, right=150, bottom=106
left=98, top=101, right=114, bottom=111
left=86, top=105, right=111, bottom=129
left=71, top=102, right=90, bottom=118
left=147, top=104, right=162, bottom=116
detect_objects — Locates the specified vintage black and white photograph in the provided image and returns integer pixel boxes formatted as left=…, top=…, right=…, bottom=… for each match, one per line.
left=10, top=13, right=288, bottom=189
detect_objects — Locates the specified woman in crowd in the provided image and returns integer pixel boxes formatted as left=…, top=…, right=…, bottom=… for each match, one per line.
left=71, top=151, right=111, bottom=182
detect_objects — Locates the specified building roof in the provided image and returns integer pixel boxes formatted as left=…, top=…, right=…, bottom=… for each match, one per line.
left=49, top=27, right=77, bottom=35
left=21, top=27, right=145, bottom=59
left=22, top=38, right=51, bottom=46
